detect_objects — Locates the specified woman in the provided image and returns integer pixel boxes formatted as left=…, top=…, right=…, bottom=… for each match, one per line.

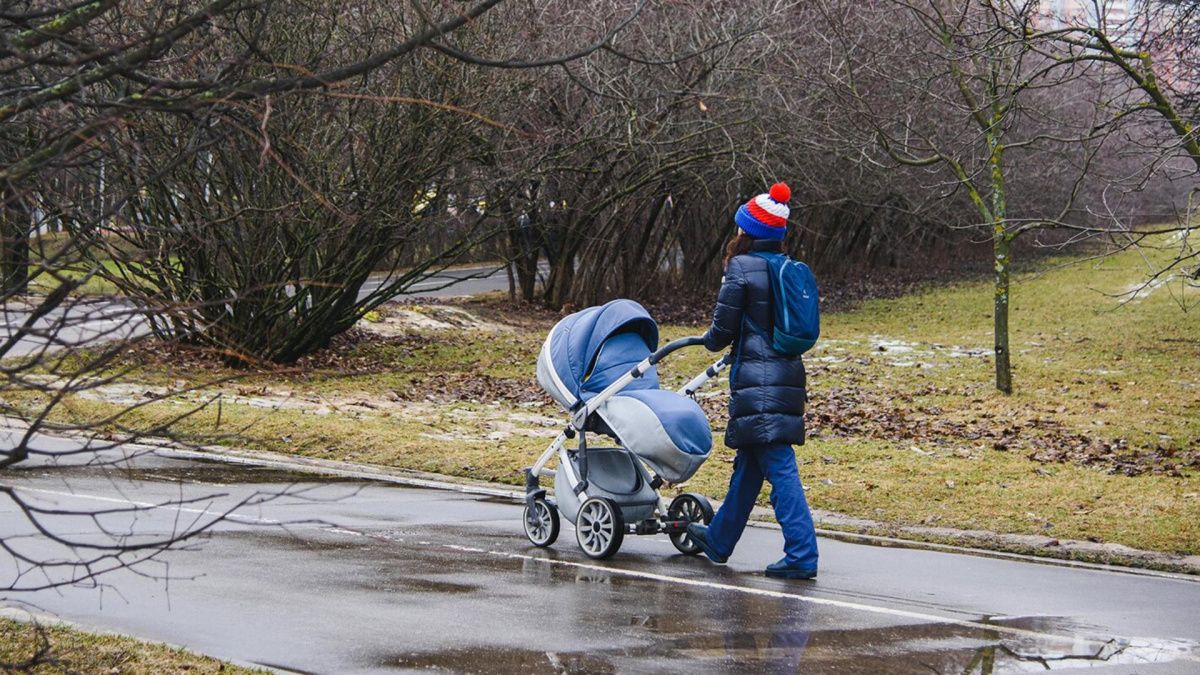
left=686, top=182, right=819, bottom=580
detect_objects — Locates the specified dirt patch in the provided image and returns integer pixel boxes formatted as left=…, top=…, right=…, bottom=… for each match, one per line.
left=108, top=304, right=515, bottom=377
left=361, top=304, right=512, bottom=335
left=438, top=296, right=564, bottom=327
left=803, top=378, right=1200, bottom=478
left=390, top=372, right=548, bottom=405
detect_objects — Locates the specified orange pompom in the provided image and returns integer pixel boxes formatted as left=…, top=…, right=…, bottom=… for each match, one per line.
left=769, top=182, right=791, bottom=203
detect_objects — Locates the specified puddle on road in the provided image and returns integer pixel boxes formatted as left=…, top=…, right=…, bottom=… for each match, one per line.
left=343, top=530, right=1200, bottom=673
left=389, top=577, right=482, bottom=595
left=383, top=616, right=1199, bottom=674
left=207, top=524, right=1200, bottom=674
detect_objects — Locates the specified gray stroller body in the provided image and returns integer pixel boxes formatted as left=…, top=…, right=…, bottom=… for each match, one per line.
left=523, top=299, right=729, bottom=559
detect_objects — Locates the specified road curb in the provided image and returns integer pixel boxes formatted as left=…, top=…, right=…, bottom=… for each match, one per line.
left=141, top=440, right=1200, bottom=581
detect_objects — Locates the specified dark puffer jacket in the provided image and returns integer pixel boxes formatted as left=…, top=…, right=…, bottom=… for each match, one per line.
left=703, top=239, right=807, bottom=449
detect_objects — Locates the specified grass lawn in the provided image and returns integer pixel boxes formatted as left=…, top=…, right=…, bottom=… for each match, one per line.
left=1, top=616, right=258, bottom=673
left=25, top=257, right=167, bottom=296
left=21, top=237, right=1200, bottom=557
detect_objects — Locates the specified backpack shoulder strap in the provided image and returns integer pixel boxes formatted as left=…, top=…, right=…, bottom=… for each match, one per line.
left=743, top=252, right=781, bottom=335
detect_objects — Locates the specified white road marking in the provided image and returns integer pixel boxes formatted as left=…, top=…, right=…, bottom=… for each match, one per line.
left=5, top=485, right=284, bottom=526
left=438, top=543, right=1081, bottom=644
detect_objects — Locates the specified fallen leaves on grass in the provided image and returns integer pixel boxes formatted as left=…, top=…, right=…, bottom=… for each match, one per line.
left=1027, top=436, right=1199, bottom=478
left=803, top=382, right=1199, bottom=477
left=392, top=372, right=548, bottom=405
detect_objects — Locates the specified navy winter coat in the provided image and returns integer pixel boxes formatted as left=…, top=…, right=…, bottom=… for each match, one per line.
left=703, top=239, right=807, bottom=449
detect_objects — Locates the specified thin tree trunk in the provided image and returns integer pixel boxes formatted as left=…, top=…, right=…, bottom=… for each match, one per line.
left=992, top=231, right=1012, bottom=395
left=986, top=100, right=1013, bottom=395
left=1, top=185, right=30, bottom=296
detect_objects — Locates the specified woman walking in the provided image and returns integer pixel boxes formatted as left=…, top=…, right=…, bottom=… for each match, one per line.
left=687, top=182, right=819, bottom=580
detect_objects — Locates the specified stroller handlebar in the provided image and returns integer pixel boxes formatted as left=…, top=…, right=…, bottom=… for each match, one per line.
left=679, top=352, right=732, bottom=397
left=648, top=335, right=706, bottom=365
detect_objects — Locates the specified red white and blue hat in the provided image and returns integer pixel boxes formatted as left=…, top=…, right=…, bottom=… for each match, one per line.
left=734, top=182, right=791, bottom=240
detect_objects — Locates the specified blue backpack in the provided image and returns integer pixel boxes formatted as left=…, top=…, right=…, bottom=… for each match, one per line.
left=749, top=252, right=820, bottom=355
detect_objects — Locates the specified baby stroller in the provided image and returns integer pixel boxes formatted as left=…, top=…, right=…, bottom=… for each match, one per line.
left=523, top=299, right=730, bottom=559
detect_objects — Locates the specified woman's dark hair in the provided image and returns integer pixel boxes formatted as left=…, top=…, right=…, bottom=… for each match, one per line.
left=723, top=232, right=755, bottom=269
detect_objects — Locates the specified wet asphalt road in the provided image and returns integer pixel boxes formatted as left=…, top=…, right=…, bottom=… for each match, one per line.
left=358, top=263, right=545, bottom=301
left=3, top=438, right=1200, bottom=674
left=1, top=264, right=526, bottom=357
left=0, top=298, right=145, bottom=357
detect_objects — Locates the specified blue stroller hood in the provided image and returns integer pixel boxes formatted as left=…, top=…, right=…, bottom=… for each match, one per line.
left=537, top=299, right=712, bottom=483
left=536, top=299, right=659, bottom=408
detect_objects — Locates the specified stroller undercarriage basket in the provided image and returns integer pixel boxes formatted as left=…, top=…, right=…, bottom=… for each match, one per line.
left=554, top=446, right=658, bottom=525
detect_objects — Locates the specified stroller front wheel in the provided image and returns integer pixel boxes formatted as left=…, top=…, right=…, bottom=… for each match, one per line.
left=668, top=493, right=714, bottom=555
left=575, top=497, right=625, bottom=559
left=523, top=498, right=560, bottom=547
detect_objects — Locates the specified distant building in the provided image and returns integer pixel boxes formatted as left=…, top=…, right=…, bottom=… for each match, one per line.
left=1037, top=1, right=1198, bottom=95
left=1038, top=0, right=1134, bottom=43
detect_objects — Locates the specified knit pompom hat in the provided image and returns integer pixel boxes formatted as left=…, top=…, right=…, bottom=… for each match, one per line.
left=734, top=182, right=791, bottom=240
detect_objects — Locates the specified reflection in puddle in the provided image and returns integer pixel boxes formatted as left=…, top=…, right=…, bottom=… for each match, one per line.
left=239, top=521, right=1200, bottom=674
left=504, top=559, right=1197, bottom=674
left=388, top=622, right=1198, bottom=674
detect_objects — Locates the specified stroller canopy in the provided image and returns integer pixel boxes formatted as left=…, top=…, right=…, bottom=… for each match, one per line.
left=537, top=299, right=712, bottom=483
left=536, top=299, right=659, bottom=409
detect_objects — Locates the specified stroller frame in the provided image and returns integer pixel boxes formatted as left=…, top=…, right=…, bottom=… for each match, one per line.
left=523, top=335, right=731, bottom=559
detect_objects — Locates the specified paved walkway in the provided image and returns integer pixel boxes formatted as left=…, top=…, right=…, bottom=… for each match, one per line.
left=3, top=438, right=1199, bottom=673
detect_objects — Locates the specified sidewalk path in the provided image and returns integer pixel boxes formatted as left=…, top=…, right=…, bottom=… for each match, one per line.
left=3, top=436, right=1198, bottom=673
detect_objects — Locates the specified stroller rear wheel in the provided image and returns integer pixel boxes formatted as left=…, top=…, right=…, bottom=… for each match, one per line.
left=523, top=498, right=560, bottom=547
left=575, top=497, right=625, bottom=559
left=668, top=493, right=714, bottom=555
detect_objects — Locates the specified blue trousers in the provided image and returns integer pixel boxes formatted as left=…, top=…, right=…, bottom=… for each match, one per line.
left=707, top=444, right=818, bottom=569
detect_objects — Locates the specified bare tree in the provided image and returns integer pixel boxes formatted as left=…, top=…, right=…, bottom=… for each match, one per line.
left=95, top=78, right=494, bottom=364
left=1019, top=0, right=1200, bottom=292
left=470, top=0, right=785, bottom=308
left=812, top=0, right=1179, bottom=393
left=0, top=1, right=528, bottom=645
left=3, top=2, right=674, bottom=633
left=457, top=0, right=1161, bottom=315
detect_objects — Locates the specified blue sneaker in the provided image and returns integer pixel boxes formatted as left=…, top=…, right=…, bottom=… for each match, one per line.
left=765, top=558, right=817, bottom=580
left=686, top=523, right=728, bottom=564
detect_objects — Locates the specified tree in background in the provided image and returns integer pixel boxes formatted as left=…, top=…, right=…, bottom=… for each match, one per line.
left=456, top=0, right=1185, bottom=322
left=1024, top=0, right=1200, bottom=293
left=99, top=66, right=491, bottom=364
left=0, top=0, right=532, bottom=644
left=65, top=0, right=656, bottom=363
left=815, top=0, right=1184, bottom=393
left=458, top=0, right=770, bottom=308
